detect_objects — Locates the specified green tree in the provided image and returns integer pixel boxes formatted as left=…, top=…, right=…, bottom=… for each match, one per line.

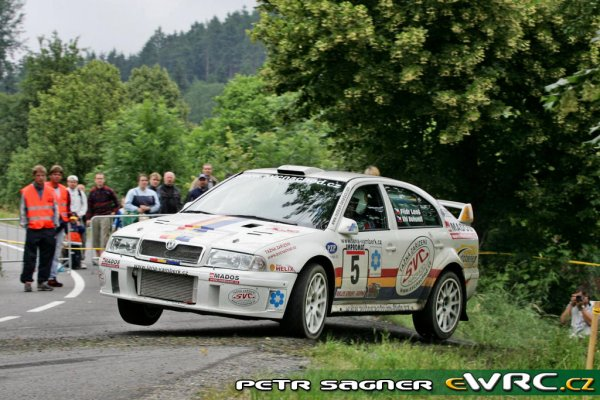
left=102, top=99, right=189, bottom=195
left=20, top=34, right=84, bottom=108
left=0, top=0, right=23, bottom=84
left=2, top=60, right=125, bottom=203
left=185, top=75, right=339, bottom=183
left=253, top=0, right=599, bottom=250
left=126, top=64, right=188, bottom=119
left=183, top=79, right=225, bottom=124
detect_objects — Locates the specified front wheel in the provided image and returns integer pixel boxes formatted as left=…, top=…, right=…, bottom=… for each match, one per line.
left=412, top=271, right=462, bottom=340
left=118, top=299, right=163, bottom=326
left=282, top=263, right=329, bottom=339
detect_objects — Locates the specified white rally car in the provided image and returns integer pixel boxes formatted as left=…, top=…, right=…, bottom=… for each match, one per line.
left=99, top=165, right=479, bottom=340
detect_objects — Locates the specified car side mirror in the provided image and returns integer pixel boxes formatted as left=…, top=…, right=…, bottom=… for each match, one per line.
left=337, top=217, right=359, bottom=235
left=182, top=201, right=193, bottom=211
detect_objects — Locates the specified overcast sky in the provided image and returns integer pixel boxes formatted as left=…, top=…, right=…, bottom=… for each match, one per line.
left=21, top=0, right=257, bottom=56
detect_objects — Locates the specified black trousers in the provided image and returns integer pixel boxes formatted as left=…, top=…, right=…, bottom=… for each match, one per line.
left=20, top=228, right=56, bottom=284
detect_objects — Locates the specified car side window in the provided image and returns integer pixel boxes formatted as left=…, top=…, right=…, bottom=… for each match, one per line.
left=384, top=185, right=441, bottom=228
left=343, top=185, right=388, bottom=231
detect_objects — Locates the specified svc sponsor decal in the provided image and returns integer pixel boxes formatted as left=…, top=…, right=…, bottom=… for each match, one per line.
left=396, top=236, right=434, bottom=295
left=100, top=257, right=120, bottom=269
left=228, top=288, right=260, bottom=307
left=209, top=272, right=240, bottom=284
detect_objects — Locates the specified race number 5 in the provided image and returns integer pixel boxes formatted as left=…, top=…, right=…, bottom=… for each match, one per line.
left=341, top=249, right=368, bottom=292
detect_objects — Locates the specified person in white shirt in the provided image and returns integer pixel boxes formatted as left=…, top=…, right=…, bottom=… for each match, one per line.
left=560, top=288, right=593, bottom=337
left=67, top=175, right=87, bottom=220
left=67, top=175, right=88, bottom=260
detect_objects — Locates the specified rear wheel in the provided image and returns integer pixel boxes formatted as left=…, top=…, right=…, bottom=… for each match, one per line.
left=282, top=263, right=329, bottom=339
left=412, top=271, right=462, bottom=340
left=118, top=299, right=163, bottom=326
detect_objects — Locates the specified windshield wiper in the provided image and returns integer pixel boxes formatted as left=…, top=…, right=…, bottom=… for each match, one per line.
left=182, top=210, right=213, bottom=214
left=229, top=214, right=297, bottom=226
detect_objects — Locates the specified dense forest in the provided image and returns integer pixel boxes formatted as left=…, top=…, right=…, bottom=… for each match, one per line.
left=0, top=0, right=599, bottom=313
left=91, top=9, right=265, bottom=91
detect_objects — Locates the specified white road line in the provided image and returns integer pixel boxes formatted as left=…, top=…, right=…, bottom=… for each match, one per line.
left=0, top=316, right=20, bottom=323
left=65, top=270, right=85, bottom=299
left=27, top=301, right=65, bottom=313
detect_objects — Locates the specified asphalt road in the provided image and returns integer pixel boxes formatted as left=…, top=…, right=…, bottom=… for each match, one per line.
left=0, top=222, right=438, bottom=399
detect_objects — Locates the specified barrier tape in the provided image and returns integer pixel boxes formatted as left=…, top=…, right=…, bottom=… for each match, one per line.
left=0, top=237, right=104, bottom=251
left=480, top=251, right=600, bottom=267
left=2, top=237, right=599, bottom=267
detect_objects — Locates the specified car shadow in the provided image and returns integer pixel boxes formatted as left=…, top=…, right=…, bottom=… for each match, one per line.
left=118, top=315, right=475, bottom=347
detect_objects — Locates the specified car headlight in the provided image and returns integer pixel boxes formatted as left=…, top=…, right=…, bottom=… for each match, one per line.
left=106, top=236, right=139, bottom=257
left=207, top=249, right=266, bottom=271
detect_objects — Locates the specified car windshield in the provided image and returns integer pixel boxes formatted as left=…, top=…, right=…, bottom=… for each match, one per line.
left=184, top=172, right=345, bottom=229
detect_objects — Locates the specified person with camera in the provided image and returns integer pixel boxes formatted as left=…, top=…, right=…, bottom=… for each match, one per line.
left=560, top=288, right=593, bottom=337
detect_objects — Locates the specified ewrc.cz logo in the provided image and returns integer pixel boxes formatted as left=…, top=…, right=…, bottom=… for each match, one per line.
left=446, top=373, right=595, bottom=394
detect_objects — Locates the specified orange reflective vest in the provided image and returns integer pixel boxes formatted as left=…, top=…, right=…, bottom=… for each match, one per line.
left=46, top=182, right=70, bottom=222
left=21, top=184, right=56, bottom=230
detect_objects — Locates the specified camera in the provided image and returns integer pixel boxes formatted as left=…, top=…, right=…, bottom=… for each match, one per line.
left=575, top=295, right=583, bottom=302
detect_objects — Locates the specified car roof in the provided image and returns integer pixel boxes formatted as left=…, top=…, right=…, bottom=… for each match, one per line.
left=244, top=165, right=404, bottom=185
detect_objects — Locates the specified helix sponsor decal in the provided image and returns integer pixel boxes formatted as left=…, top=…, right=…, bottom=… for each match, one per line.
left=269, top=264, right=295, bottom=272
left=396, top=236, right=434, bottom=296
left=228, top=288, right=260, bottom=307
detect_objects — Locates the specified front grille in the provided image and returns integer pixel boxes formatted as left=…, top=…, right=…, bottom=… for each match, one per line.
left=138, top=269, right=195, bottom=304
left=139, top=240, right=203, bottom=264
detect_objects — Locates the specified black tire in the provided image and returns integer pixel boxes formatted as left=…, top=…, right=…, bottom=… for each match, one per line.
left=412, top=271, right=462, bottom=340
left=282, top=263, right=329, bottom=339
left=117, top=299, right=163, bottom=326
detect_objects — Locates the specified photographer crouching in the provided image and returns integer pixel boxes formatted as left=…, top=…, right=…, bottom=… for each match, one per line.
left=560, top=287, right=593, bottom=337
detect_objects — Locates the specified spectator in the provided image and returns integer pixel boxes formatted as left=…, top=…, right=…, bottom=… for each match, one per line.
left=202, top=163, right=219, bottom=188
left=186, top=174, right=209, bottom=202
left=67, top=175, right=87, bottom=221
left=125, top=173, right=161, bottom=217
left=560, top=288, right=593, bottom=337
left=149, top=172, right=161, bottom=192
left=157, top=171, right=182, bottom=213
left=67, top=175, right=87, bottom=260
left=46, top=165, right=71, bottom=288
left=65, top=215, right=85, bottom=270
left=364, top=165, right=380, bottom=176
left=19, top=165, right=58, bottom=292
left=86, top=172, right=120, bottom=258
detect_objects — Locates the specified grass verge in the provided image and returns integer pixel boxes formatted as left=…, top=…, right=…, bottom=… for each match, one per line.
left=204, top=285, right=597, bottom=399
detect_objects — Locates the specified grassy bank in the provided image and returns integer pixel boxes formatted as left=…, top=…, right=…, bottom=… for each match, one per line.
left=205, top=285, right=597, bottom=399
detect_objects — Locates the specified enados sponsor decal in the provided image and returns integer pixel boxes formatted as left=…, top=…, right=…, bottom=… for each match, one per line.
left=100, top=257, right=120, bottom=269
left=228, top=288, right=260, bottom=307
left=396, top=236, right=434, bottom=295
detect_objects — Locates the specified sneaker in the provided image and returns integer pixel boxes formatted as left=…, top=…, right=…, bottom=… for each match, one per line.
left=24, top=282, right=32, bottom=292
left=47, top=279, right=63, bottom=288
left=38, top=281, right=54, bottom=291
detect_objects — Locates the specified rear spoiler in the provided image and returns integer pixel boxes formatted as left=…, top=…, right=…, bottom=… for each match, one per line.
left=437, top=200, right=474, bottom=226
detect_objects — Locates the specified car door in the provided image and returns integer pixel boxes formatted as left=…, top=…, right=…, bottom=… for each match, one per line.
left=383, top=184, right=446, bottom=300
left=335, top=184, right=402, bottom=300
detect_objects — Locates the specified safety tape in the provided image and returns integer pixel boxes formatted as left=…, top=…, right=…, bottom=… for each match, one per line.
left=2, top=237, right=598, bottom=267
left=0, top=237, right=104, bottom=251
left=480, top=251, right=600, bottom=267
